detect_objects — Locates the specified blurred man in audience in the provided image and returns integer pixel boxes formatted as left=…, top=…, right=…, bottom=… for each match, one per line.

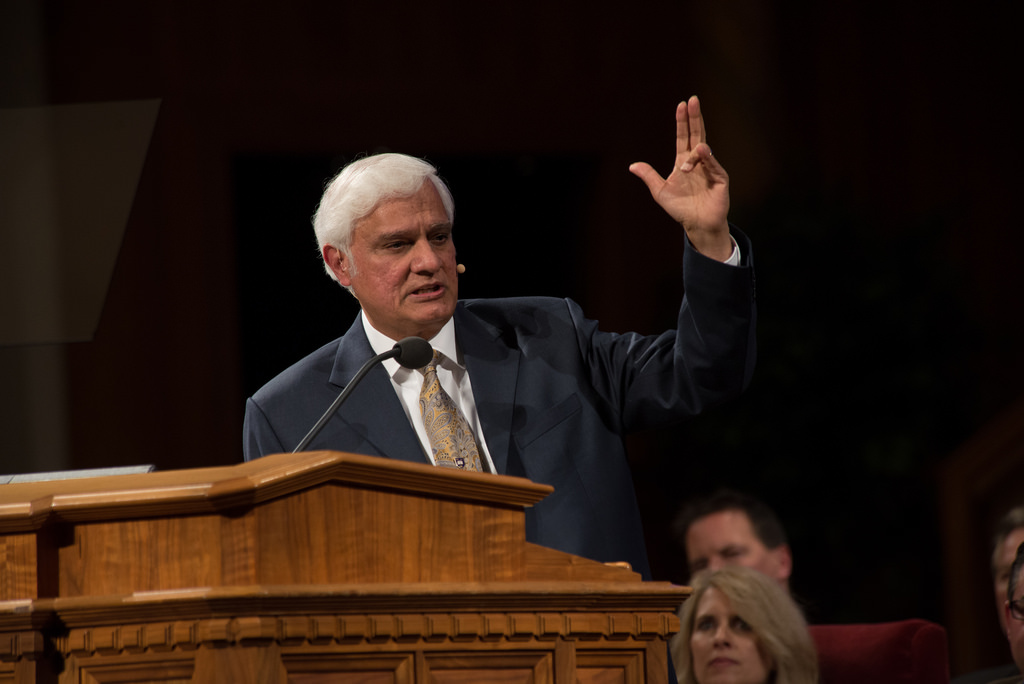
left=954, top=504, right=1024, bottom=684
left=987, top=539, right=1024, bottom=684
left=672, top=488, right=792, bottom=590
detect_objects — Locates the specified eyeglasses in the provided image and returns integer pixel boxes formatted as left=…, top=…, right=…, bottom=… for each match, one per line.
left=1010, top=597, right=1024, bottom=621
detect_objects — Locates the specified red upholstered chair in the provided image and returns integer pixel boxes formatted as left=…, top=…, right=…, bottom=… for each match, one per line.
left=808, top=619, right=950, bottom=684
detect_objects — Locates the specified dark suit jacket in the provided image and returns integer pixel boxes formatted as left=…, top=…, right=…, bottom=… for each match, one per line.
left=951, top=664, right=1020, bottom=684
left=243, top=232, right=756, bottom=579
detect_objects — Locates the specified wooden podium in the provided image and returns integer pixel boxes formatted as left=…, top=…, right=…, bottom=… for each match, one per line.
left=0, top=451, right=688, bottom=683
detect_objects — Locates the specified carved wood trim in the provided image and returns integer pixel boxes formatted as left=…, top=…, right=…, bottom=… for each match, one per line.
left=65, top=652, right=195, bottom=684
left=43, top=641, right=670, bottom=684
left=38, top=582, right=686, bottom=629
left=418, top=650, right=554, bottom=683
left=577, top=649, right=644, bottom=684
left=55, top=611, right=677, bottom=658
left=0, top=630, right=46, bottom=661
left=281, top=651, right=415, bottom=683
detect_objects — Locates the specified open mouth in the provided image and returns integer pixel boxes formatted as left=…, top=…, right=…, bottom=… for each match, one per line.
left=411, top=284, right=443, bottom=296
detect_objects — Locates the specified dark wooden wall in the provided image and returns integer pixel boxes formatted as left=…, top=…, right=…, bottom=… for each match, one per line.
left=1, top=1, right=1021, bottom=675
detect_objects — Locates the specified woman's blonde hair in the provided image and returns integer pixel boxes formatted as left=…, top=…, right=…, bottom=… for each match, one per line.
left=671, top=566, right=818, bottom=684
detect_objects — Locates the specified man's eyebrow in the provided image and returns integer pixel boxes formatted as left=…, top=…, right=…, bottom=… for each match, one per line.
left=371, top=227, right=419, bottom=243
left=376, top=221, right=451, bottom=238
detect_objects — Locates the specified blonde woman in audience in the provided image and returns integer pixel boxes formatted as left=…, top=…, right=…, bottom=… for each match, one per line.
left=672, top=565, right=818, bottom=684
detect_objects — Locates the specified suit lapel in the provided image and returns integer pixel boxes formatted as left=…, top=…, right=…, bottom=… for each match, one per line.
left=455, top=305, right=520, bottom=475
left=328, top=318, right=429, bottom=465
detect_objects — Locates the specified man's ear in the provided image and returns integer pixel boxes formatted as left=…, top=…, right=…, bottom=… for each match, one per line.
left=772, top=544, right=793, bottom=585
left=323, top=244, right=351, bottom=286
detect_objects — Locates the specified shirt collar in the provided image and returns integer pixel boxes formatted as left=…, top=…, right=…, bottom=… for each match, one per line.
left=360, top=312, right=461, bottom=376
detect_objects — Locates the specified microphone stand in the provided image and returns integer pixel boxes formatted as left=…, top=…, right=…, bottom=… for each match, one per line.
left=291, top=337, right=433, bottom=453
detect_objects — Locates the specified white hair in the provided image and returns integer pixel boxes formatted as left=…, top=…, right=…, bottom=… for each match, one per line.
left=312, top=153, right=455, bottom=285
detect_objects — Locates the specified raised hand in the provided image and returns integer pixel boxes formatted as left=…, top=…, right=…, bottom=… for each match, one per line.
left=629, top=96, right=733, bottom=261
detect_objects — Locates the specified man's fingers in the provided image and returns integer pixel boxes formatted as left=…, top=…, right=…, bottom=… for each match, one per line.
left=628, top=161, right=665, bottom=195
left=676, top=100, right=691, bottom=158
left=676, top=96, right=707, bottom=159
left=677, top=145, right=706, bottom=173
left=687, top=95, right=706, bottom=149
left=677, top=143, right=723, bottom=177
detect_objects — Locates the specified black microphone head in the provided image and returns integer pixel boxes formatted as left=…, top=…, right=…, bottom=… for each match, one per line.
left=394, top=337, right=433, bottom=369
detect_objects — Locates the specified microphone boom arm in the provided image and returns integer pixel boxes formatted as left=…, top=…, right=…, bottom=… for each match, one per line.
left=290, top=336, right=432, bottom=453
left=291, top=347, right=400, bottom=453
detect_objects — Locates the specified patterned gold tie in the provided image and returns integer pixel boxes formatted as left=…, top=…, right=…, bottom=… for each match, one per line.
left=418, top=351, right=482, bottom=471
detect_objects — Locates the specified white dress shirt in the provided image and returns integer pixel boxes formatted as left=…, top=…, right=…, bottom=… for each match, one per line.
left=361, top=314, right=496, bottom=473
left=724, top=238, right=741, bottom=266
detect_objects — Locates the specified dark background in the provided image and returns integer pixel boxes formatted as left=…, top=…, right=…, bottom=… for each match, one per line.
left=2, top=0, right=1022, bottom=675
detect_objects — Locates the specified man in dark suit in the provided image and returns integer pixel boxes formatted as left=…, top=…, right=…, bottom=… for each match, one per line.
left=243, top=96, right=756, bottom=581
left=985, top=542, right=1024, bottom=684
left=953, top=505, right=1024, bottom=683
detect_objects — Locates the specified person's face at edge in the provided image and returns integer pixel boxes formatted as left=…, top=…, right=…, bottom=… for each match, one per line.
left=686, top=510, right=792, bottom=589
left=325, top=182, right=459, bottom=341
left=1005, top=567, right=1024, bottom=672
left=994, top=530, right=1024, bottom=633
left=690, top=587, right=773, bottom=684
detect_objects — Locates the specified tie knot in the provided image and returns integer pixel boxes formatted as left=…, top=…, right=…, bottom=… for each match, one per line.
left=419, top=350, right=442, bottom=374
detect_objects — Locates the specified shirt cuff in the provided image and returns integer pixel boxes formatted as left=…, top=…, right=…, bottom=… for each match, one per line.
left=723, top=236, right=741, bottom=266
